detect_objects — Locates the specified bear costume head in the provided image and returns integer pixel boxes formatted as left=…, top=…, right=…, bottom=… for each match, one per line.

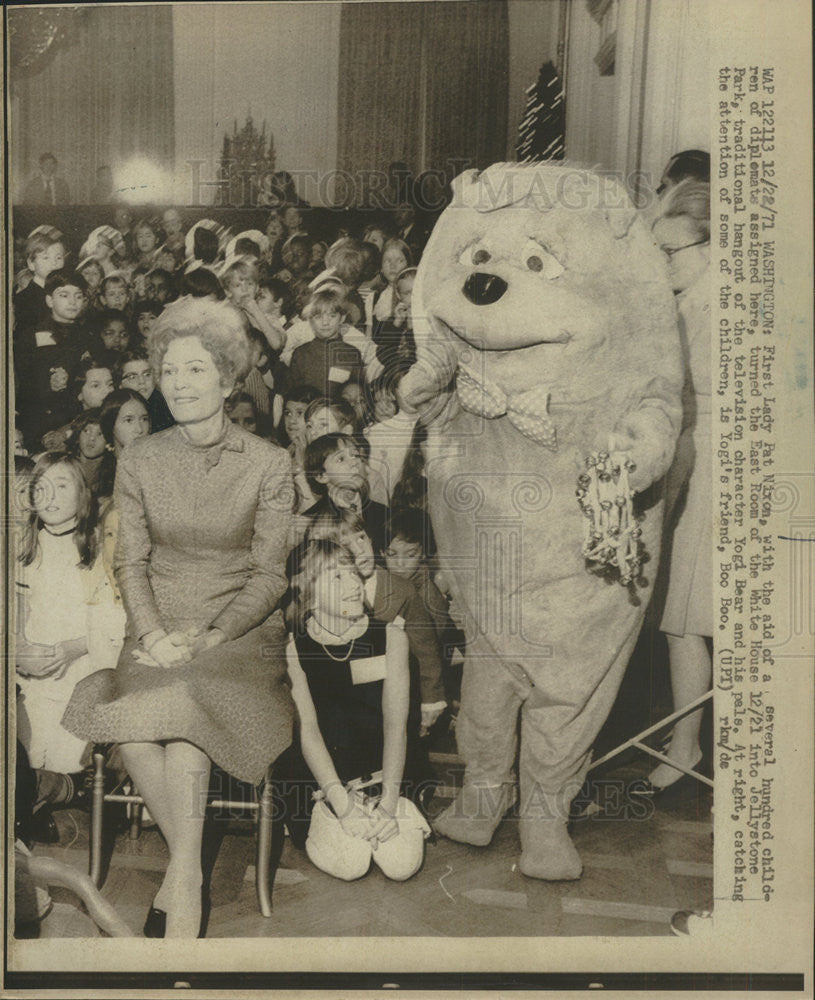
left=404, top=163, right=681, bottom=480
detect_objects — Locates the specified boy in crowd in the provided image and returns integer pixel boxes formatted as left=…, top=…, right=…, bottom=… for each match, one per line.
left=14, top=269, right=90, bottom=448
left=13, top=228, right=66, bottom=340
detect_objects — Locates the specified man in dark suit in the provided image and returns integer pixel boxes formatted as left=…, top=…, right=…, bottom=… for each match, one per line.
left=23, top=153, right=71, bottom=206
left=394, top=201, right=428, bottom=262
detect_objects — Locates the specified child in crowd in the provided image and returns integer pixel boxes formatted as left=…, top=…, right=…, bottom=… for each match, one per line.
left=132, top=219, right=161, bottom=269
left=115, top=346, right=175, bottom=433
left=131, top=219, right=162, bottom=297
left=224, top=391, right=265, bottom=438
left=384, top=508, right=465, bottom=710
left=145, top=269, right=175, bottom=306
left=241, top=326, right=274, bottom=419
left=323, top=239, right=368, bottom=327
left=133, top=300, right=162, bottom=341
left=74, top=356, right=114, bottom=412
left=80, top=226, right=126, bottom=275
left=256, top=273, right=293, bottom=328
left=162, top=208, right=186, bottom=256
left=304, top=396, right=357, bottom=441
left=339, top=380, right=371, bottom=429
left=362, top=224, right=391, bottom=252
left=289, top=287, right=364, bottom=397
left=98, top=274, right=131, bottom=315
left=76, top=258, right=106, bottom=308
left=14, top=269, right=90, bottom=450
left=372, top=266, right=416, bottom=369
left=13, top=228, right=66, bottom=339
left=304, top=396, right=392, bottom=506
left=14, top=428, right=29, bottom=457
left=179, top=266, right=225, bottom=300
left=264, top=211, right=287, bottom=271
left=364, top=365, right=420, bottom=501
left=303, top=432, right=389, bottom=554
left=91, top=309, right=131, bottom=366
left=282, top=204, right=307, bottom=237
left=357, top=242, right=385, bottom=335
left=274, top=539, right=430, bottom=878
left=96, top=388, right=151, bottom=503
left=278, top=234, right=313, bottom=286
left=155, top=245, right=181, bottom=275
left=310, top=241, right=328, bottom=271
left=280, top=384, right=322, bottom=512
left=40, top=357, right=113, bottom=452
left=305, top=508, right=448, bottom=737
left=223, top=257, right=286, bottom=359
left=15, top=454, right=104, bottom=776
left=113, top=207, right=134, bottom=260
left=66, top=408, right=106, bottom=492
left=373, top=239, right=412, bottom=323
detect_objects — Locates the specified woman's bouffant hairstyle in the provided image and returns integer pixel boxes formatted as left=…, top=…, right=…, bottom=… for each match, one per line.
left=657, top=179, right=710, bottom=243
left=18, top=453, right=97, bottom=568
left=285, top=538, right=360, bottom=633
left=147, top=297, right=253, bottom=387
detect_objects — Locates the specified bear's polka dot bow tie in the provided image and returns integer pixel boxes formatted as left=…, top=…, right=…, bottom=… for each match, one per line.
left=455, top=362, right=557, bottom=450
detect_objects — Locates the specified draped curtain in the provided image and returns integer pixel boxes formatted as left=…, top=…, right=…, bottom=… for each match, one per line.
left=422, top=1, right=509, bottom=174
left=337, top=1, right=509, bottom=198
left=336, top=3, right=425, bottom=186
left=10, top=5, right=174, bottom=204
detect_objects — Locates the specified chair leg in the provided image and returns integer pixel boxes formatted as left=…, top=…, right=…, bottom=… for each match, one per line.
left=89, top=747, right=107, bottom=887
left=128, top=784, right=143, bottom=840
left=255, top=768, right=276, bottom=917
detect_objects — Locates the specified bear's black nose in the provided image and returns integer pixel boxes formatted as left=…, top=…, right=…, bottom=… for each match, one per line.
left=462, top=272, right=507, bottom=305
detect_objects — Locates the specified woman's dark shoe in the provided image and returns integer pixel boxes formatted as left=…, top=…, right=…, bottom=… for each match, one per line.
left=199, top=885, right=211, bottom=939
left=147, top=885, right=210, bottom=938
left=143, top=901, right=166, bottom=938
left=29, top=804, right=60, bottom=844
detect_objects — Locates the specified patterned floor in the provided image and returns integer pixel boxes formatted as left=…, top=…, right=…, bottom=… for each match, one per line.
left=20, top=751, right=712, bottom=940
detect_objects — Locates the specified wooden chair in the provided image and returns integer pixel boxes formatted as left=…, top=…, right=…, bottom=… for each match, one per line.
left=87, top=745, right=281, bottom=917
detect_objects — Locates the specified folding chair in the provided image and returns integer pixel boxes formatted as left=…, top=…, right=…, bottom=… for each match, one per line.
left=588, top=690, right=713, bottom=787
left=88, top=745, right=281, bottom=917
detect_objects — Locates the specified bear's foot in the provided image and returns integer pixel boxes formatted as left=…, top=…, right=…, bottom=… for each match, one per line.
left=519, top=819, right=583, bottom=881
left=432, top=782, right=516, bottom=847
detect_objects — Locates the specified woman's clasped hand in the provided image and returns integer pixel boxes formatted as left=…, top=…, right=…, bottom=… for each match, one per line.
left=133, top=627, right=226, bottom=668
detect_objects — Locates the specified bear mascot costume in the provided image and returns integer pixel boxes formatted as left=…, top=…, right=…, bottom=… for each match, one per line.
left=401, top=163, right=683, bottom=879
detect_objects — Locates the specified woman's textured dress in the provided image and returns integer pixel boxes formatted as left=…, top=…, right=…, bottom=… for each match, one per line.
left=62, top=420, right=295, bottom=784
left=660, top=271, right=712, bottom=637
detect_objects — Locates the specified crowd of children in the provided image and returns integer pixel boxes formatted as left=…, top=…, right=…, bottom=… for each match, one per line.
left=12, top=201, right=463, bottom=887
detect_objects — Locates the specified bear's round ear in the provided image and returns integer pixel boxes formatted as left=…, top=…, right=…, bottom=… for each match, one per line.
left=604, top=201, right=638, bottom=239
left=449, top=168, right=481, bottom=203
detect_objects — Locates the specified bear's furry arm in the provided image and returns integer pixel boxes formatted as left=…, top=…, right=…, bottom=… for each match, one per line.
left=610, top=375, right=683, bottom=493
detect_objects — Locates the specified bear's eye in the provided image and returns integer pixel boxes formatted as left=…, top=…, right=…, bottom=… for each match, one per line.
left=522, top=240, right=564, bottom=279
left=459, top=244, right=491, bottom=267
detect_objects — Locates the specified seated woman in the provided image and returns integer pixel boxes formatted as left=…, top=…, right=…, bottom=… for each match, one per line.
left=276, top=538, right=430, bottom=881
left=62, top=297, right=295, bottom=937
